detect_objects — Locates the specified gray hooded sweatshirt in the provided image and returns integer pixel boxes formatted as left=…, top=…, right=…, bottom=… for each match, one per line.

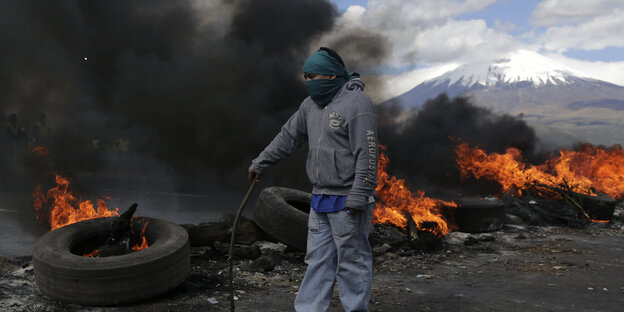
left=250, top=79, right=378, bottom=210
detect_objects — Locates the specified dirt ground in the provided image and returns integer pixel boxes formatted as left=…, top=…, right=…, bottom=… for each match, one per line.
left=2, top=215, right=624, bottom=312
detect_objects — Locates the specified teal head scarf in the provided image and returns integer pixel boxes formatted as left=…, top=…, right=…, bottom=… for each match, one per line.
left=303, top=50, right=360, bottom=107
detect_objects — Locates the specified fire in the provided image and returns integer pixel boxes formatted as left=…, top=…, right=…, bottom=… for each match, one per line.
left=31, top=146, right=50, bottom=157
left=80, top=221, right=149, bottom=257
left=455, top=143, right=624, bottom=200
left=132, top=237, right=149, bottom=251
left=33, top=175, right=119, bottom=231
left=83, top=249, right=99, bottom=257
left=33, top=174, right=151, bottom=255
left=30, top=148, right=150, bottom=256
left=131, top=221, right=149, bottom=251
left=374, top=147, right=456, bottom=236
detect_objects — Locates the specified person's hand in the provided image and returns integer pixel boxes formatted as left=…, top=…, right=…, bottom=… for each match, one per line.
left=248, top=170, right=261, bottom=184
left=346, top=207, right=362, bottom=215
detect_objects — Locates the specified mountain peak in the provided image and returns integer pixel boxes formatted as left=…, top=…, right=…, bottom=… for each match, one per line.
left=388, top=49, right=623, bottom=111
left=386, top=49, right=624, bottom=147
left=429, top=49, right=591, bottom=88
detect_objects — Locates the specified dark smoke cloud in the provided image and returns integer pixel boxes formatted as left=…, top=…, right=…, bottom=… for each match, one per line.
left=378, top=93, right=538, bottom=198
left=325, top=29, right=389, bottom=69
left=0, top=0, right=537, bottom=206
left=323, top=29, right=390, bottom=104
left=1, top=0, right=389, bottom=194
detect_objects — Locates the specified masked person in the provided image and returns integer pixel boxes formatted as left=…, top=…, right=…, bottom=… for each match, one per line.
left=248, top=47, right=378, bottom=312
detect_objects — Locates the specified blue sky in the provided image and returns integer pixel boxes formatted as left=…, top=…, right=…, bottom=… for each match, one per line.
left=459, top=0, right=624, bottom=62
left=327, top=0, right=624, bottom=92
left=332, top=0, right=368, bottom=11
left=458, top=0, right=542, bottom=36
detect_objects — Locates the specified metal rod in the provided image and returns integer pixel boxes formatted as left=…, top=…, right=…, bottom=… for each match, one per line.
left=228, top=176, right=258, bottom=312
left=560, top=191, right=591, bottom=219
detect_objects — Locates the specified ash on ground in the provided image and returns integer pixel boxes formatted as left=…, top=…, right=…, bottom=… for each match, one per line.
left=2, top=205, right=624, bottom=311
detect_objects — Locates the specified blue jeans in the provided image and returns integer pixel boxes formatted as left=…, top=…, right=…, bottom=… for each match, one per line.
left=294, top=202, right=374, bottom=312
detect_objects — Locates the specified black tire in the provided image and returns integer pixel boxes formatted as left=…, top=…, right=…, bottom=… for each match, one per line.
left=252, top=187, right=311, bottom=251
left=32, top=217, right=190, bottom=306
left=441, top=197, right=505, bottom=233
left=575, top=192, right=616, bottom=221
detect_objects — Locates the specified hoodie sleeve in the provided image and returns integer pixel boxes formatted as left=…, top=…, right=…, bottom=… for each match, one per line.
left=249, top=102, right=308, bottom=174
left=345, top=97, right=378, bottom=209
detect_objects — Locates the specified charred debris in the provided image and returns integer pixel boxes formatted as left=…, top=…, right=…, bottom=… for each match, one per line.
left=79, top=203, right=149, bottom=258
left=183, top=187, right=622, bottom=275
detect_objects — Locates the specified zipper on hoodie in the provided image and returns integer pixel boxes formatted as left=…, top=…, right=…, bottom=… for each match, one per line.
left=315, top=106, right=327, bottom=195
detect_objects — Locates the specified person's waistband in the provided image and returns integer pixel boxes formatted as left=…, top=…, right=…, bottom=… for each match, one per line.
left=311, top=185, right=352, bottom=196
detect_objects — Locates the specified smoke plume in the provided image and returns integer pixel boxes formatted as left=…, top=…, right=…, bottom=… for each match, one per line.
left=0, top=0, right=391, bottom=194
left=378, top=93, right=538, bottom=197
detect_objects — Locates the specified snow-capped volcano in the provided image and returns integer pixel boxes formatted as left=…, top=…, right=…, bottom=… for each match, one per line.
left=385, top=49, right=624, bottom=146
left=432, top=50, right=590, bottom=88
left=390, top=49, right=616, bottom=110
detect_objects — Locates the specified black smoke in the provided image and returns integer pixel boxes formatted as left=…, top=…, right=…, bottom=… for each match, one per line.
left=0, top=0, right=397, bottom=237
left=378, top=93, right=538, bottom=198
left=3, top=0, right=540, bottom=209
left=324, top=29, right=390, bottom=104
left=0, top=0, right=391, bottom=194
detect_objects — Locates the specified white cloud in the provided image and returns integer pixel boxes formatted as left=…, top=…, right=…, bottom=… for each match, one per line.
left=415, top=19, right=519, bottom=64
left=341, top=4, right=366, bottom=21
left=377, top=63, right=460, bottom=101
left=546, top=53, right=624, bottom=86
left=367, top=0, right=498, bottom=24
left=332, top=0, right=509, bottom=67
left=538, top=8, right=624, bottom=52
left=531, top=0, right=622, bottom=26
left=330, top=0, right=624, bottom=98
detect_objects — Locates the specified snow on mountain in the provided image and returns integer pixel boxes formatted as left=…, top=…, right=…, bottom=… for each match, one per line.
left=430, top=49, right=590, bottom=89
left=384, top=49, right=624, bottom=146
left=389, top=49, right=617, bottom=109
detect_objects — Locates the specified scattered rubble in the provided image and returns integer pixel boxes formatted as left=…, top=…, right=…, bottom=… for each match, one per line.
left=2, top=204, right=623, bottom=311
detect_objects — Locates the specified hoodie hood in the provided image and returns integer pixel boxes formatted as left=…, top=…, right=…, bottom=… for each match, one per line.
left=344, top=79, right=365, bottom=92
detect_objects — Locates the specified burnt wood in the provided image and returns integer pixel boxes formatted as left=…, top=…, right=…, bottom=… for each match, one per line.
left=92, top=203, right=141, bottom=257
left=405, top=212, right=419, bottom=240
left=107, top=203, right=137, bottom=244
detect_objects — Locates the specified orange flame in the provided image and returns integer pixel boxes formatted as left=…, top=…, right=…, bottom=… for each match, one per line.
left=30, top=147, right=150, bottom=255
left=455, top=143, right=624, bottom=200
left=33, top=175, right=151, bottom=255
left=131, top=221, right=149, bottom=251
left=31, top=146, right=50, bottom=157
left=83, top=249, right=99, bottom=257
left=374, top=147, right=456, bottom=236
left=33, top=175, right=119, bottom=231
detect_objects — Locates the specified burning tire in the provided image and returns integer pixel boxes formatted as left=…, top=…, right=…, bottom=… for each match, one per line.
left=253, top=187, right=311, bottom=251
left=32, top=217, right=190, bottom=306
left=441, top=197, right=505, bottom=233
